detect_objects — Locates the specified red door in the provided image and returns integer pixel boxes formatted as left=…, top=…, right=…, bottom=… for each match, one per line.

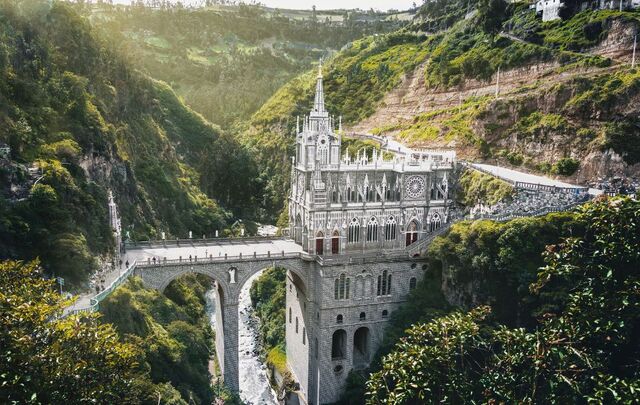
left=332, top=236, right=339, bottom=254
left=316, top=235, right=324, bottom=255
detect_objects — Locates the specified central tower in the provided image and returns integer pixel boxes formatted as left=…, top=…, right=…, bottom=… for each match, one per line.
left=285, top=62, right=456, bottom=404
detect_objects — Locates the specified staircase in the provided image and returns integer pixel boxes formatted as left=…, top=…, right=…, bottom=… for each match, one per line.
left=405, top=220, right=458, bottom=257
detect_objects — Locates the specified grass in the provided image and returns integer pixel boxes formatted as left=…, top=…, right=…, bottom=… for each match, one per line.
left=266, top=346, right=288, bottom=376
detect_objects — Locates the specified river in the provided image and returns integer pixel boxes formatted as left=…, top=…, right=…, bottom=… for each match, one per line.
left=205, top=272, right=279, bottom=405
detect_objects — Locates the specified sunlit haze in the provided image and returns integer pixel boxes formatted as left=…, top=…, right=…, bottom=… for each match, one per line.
left=109, top=0, right=416, bottom=11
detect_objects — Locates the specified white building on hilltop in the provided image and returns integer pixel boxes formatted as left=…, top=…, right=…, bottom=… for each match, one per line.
left=533, top=0, right=640, bottom=22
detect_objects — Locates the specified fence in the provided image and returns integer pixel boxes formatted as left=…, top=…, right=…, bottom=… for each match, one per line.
left=64, top=261, right=138, bottom=316
left=124, top=235, right=285, bottom=250
left=135, top=250, right=307, bottom=268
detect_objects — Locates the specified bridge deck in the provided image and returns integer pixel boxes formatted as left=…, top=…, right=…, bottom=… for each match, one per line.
left=471, top=163, right=584, bottom=189
left=124, top=238, right=303, bottom=265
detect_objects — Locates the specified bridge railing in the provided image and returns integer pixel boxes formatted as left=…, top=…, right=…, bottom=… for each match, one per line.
left=404, top=200, right=589, bottom=256
left=64, top=261, right=138, bottom=317
left=468, top=200, right=586, bottom=222
left=463, top=162, right=589, bottom=193
left=135, top=250, right=307, bottom=267
left=124, top=235, right=287, bottom=250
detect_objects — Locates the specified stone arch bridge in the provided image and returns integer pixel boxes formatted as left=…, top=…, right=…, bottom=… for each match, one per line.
left=124, top=238, right=310, bottom=392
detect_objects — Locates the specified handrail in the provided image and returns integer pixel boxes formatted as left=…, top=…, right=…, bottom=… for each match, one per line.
left=462, top=162, right=589, bottom=193
left=404, top=200, right=588, bottom=256
left=135, top=251, right=305, bottom=267
left=125, top=235, right=287, bottom=250
left=65, top=200, right=586, bottom=317
left=64, top=261, right=138, bottom=316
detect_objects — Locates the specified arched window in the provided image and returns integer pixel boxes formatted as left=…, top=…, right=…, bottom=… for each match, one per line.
left=384, top=216, right=397, bottom=240
left=430, top=213, right=442, bottom=232
left=409, top=277, right=417, bottom=290
left=377, top=270, right=392, bottom=296
left=334, top=273, right=351, bottom=300
left=359, top=312, right=366, bottom=321
left=406, top=221, right=418, bottom=246
left=289, top=307, right=292, bottom=323
left=336, top=314, right=343, bottom=324
left=294, top=214, right=302, bottom=244
left=332, top=329, right=347, bottom=360
left=348, top=218, right=360, bottom=243
left=366, top=217, right=378, bottom=242
left=382, top=310, right=389, bottom=318
left=353, top=327, right=370, bottom=368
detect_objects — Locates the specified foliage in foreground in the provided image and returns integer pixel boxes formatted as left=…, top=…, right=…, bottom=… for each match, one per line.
left=100, top=275, right=217, bottom=405
left=0, top=260, right=140, bottom=403
left=367, top=196, right=640, bottom=403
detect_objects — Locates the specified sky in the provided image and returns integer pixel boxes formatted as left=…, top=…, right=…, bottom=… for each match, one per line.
left=110, top=0, right=416, bottom=12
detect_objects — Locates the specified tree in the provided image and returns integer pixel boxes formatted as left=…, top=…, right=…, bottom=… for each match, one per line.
left=476, top=0, right=508, bottom=34
left=0, top=260, right=143, bottom=403
left=367, top=196, right=640, bottom=403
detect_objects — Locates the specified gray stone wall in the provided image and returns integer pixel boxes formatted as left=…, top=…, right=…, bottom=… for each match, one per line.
left=286, top=272, right=310, bottom=399
left=308, top=258, right=425, bottom=404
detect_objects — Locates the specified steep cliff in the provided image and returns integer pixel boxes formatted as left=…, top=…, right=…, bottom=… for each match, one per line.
left=0, top=1, right=241, bottom=285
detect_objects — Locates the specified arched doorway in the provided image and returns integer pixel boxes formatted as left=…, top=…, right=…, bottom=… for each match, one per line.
left=405, top=221, right=418, bottom=246
left=331, top=230, right=340, bottom=254
left=316, top=231, right=324, bottom=255
left=353, top=327, right=370, bottom=368
left=332, top=329, right=347, bottom=360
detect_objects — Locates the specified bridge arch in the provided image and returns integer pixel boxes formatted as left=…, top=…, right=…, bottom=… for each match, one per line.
left=134, top=256, right=309, bottom=394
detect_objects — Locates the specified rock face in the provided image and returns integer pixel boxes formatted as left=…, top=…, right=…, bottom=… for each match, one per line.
left=588, top=19, right=637, bottom=61
left=349, top=19, right=640, bottom=187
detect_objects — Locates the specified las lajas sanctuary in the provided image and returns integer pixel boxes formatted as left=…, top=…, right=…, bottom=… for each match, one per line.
left=286, top=64, right=456, bottom=403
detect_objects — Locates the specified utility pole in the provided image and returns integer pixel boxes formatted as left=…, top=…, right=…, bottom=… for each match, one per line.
left=495, top=66, right=500, bottom=98
left=632, top=33, right=637, bottom=68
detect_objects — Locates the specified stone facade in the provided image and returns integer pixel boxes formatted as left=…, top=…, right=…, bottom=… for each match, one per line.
left=134, top=256, right=309, bottom=392
left=287, top=258, right=426, bottom=404
left=285, top=64, right=456, bottom=404
left=288, top=64, right=455, bottom=258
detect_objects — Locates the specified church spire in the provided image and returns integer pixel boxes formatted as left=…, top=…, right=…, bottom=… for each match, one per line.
left=313, top=59, right=325, bottom=113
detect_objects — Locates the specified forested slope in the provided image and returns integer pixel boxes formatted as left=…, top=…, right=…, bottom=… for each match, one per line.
left=83, top=2, right=406, bottom=129
left=243, top=1, right=640, bottom=218
left=0, top=1, right=256, bottom=286
left=367, top=195, right=640, bottom=403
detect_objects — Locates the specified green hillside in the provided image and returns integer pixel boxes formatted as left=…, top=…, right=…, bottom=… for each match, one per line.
left=243, top=1, right=640, bottom=219
left=82, top=2, right=406, bottom=128
left=0, top=1, right=257, bottom=286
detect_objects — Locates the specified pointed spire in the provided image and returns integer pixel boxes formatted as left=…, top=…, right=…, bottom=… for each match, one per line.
left=313, top=59, right=325, bottom=113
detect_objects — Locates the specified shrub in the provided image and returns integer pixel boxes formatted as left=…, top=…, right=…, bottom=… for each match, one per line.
left=552, top=157, right=580, bottom=176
